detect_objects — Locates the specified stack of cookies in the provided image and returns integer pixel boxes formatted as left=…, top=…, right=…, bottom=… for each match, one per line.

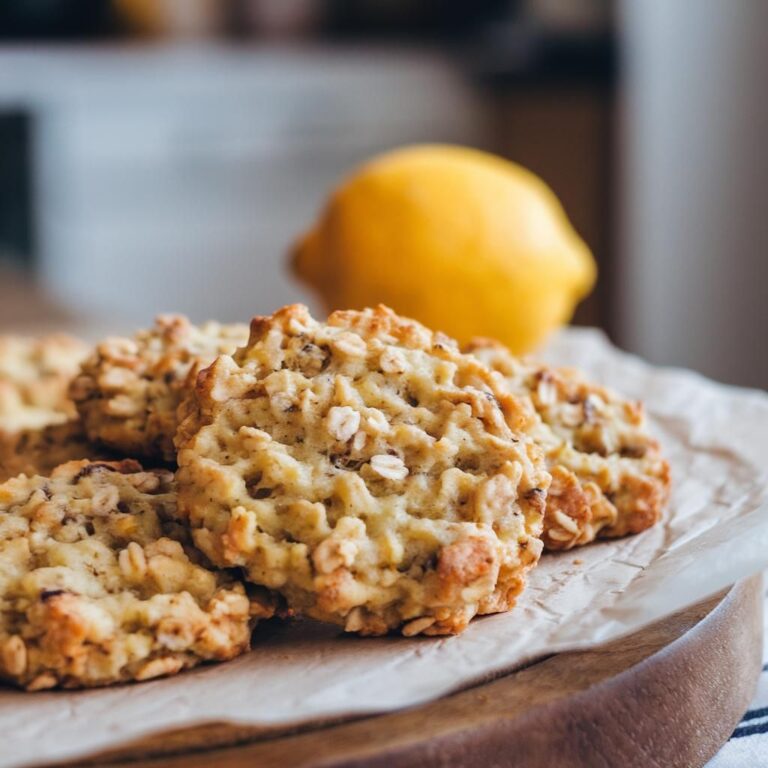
left=0, top=306, right=669, bottom=690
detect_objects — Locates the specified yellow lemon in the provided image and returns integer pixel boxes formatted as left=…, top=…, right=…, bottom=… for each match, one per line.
left=291, top=144, right=596, bottom=354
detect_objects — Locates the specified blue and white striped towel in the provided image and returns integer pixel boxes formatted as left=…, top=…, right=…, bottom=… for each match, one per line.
left=707, top=582, right=768, bottom=767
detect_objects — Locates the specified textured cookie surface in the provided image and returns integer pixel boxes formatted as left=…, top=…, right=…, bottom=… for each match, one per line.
left=0, top=460, right=254, bottom=690
left=0, top=334, right=88, bottom=434
left=176, top=304, right=549, bottom=636
left=0, top=420, right=114, bottom=484
left=467, top=339, right=670, bottom=550
left=70, top=316, right=249, bottom=462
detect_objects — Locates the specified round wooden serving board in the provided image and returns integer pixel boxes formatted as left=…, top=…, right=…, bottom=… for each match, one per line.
left=65, top=576, right=762, bottom=768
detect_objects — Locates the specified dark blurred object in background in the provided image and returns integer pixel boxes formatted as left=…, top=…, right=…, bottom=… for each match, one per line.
left=231, top=0, right=324, bottom=39
left=324, top=0, right=508, bottom=40
left=0, top=0, right=514, bottom=43
left=0, top=0, right=611, bottom=44
left=0, top=114, right=33, bottom=267
left=0, top=0, right=115, bottom=40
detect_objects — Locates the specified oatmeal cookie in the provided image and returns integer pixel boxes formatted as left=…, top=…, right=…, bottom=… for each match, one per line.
left=70, top=316, right=249, bottom=462
left=0, top=334, right=88, bottom=434
left=175, top=304, right=549, bottom=637
left=466, top=339, right=670, bottom=550
left=0, top=420, right=115, bottom=484
left=0, top=459, right=259, bottom=690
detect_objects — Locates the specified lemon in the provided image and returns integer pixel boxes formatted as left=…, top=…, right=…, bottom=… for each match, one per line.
left=291, top=145, right=596, bottom=354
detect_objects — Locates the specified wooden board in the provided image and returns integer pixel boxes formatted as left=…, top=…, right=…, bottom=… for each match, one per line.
left=58, top=575, right=763, bottom=768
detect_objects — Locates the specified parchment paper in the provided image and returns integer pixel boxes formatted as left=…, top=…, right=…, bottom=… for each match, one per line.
left=2, top=328, right=767, bottom=768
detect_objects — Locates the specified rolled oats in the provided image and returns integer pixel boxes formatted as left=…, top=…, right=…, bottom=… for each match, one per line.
left=327, top=406, right=361, bottom=443
left=0, top=334, right=88, bottom=434
left=0, top=459, right=257, bottom=690
left=369, top=454, right=409, bottom=481
left=467, top=339, right=670, bottom=550
left=71, top=316, right=249, bottom=462
left=176, top=305, right=549, bottom=636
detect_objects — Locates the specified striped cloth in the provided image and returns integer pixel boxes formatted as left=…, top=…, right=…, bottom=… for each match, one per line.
left=706, top=581, right=768, bottom=767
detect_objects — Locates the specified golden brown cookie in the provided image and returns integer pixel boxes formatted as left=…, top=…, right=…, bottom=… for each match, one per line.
left=176, top=305, right=549, bottom=637
left=0, top=459, right=258, bottom=690
left=0, top=420, right=115, bottom=484
left=70, top=316, right=249, bottom=462
left=0, top=334, right=88, bottom=434
left=466, top=339, right=670, bottom=550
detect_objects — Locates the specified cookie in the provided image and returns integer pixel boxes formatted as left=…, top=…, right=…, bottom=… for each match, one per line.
left=0, top=420, right=117, bottom=484
left=0, top=459, right=259, bottom=690
left=175, top=305, right=549, bottom=637
left=70, top=316, right=249, bottom=462
left=466, top=339, right=670, bottom=550
left=0, top=334, right=88, bottom=434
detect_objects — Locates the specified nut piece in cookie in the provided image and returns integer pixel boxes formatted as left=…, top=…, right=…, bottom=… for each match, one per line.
left=0, top=459, right=256, bottom=690
left=176, top=304, right=550, bottom=637
left=466, top=339, right=671, bottom=550
left=0, top=334, right=89, bottom=434
left=70, top=316, right=249, bottom=462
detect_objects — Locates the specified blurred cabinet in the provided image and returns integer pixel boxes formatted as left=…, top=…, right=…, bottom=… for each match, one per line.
left=486, top=83, right=613, bottom=331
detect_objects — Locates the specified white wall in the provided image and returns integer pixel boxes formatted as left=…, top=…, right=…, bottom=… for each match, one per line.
left=618, top=1, right=768, bottom=388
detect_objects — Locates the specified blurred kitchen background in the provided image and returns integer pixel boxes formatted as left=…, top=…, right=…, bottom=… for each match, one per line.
left=0, top=0, right=765, bottom=388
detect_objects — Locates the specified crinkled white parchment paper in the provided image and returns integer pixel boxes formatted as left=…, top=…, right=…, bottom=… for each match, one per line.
left=2, top=328, right=767, bottom=768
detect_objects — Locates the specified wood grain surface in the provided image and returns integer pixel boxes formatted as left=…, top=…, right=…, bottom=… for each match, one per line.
left=54, top=575, right=762, bottom=768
